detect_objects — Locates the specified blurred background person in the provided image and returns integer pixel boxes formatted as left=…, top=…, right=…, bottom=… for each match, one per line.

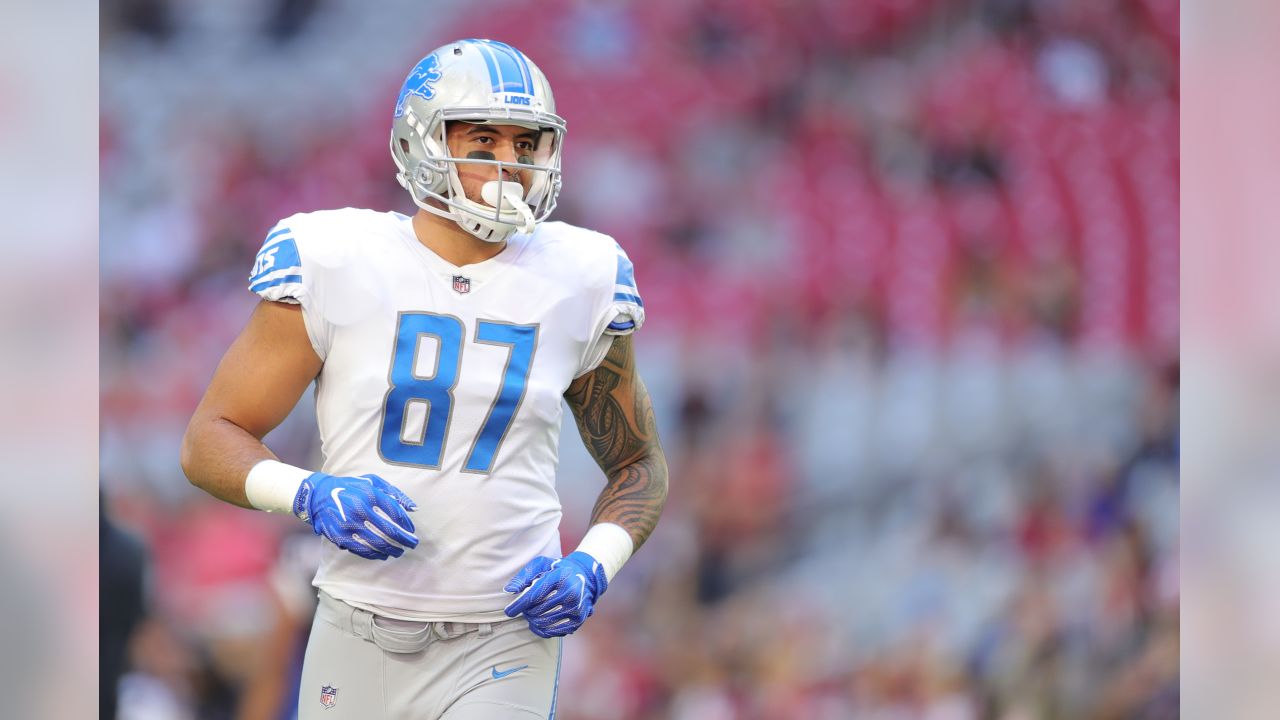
left=101, top=0, right=1178, bottom=717
left=101, top=493, right=151, bottom=720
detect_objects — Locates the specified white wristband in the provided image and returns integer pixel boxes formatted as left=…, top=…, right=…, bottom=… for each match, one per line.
left=245, top=460, right=312, bottom=515
left=574, top=523, right=635, bottom=582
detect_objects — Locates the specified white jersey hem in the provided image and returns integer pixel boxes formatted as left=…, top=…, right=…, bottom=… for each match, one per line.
left=317, top=581, right=515, bottom=623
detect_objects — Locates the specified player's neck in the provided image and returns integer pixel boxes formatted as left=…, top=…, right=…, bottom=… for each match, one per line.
left=412, top=209, right=507, bottom=267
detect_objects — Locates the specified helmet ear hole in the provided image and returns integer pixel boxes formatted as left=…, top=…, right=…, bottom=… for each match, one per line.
left=399, top=138, right=410, bottom=154
left=419, top=133, right=450, bottom=194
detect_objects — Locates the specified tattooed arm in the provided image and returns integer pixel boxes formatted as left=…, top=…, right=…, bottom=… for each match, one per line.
left=502, top=334, right=666, bottom=636
left=564, top=333, right=669, bottom=551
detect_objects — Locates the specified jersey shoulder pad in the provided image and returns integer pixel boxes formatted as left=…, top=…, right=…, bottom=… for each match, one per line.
left=247, top=208, right=387, bottom=303
left=535, top=221, right=644, bottom=335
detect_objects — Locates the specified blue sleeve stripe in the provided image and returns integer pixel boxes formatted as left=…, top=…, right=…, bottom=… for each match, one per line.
left=259, top=234, right=293, bottom=253
left=608, top=320, right=636, bottom=332
left=251, top=265, right=302, bottom=283
left=251, top=237, right=303, bottom=281
left=614, top=250, right=637, bottom=289
left=257, top=234, right=297, bottom=256
left=613, top=292, right=644, bottom=307
left=250, top=274, right=303, bottom=294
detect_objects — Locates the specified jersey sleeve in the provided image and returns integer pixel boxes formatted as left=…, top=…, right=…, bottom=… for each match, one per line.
left=249, top=222, right=305, bottom=303
left=247, top=215, right=332, bottom=360
left=576, top=238, right=646, bottom=377
left=605, top=242, right=645, bottom=335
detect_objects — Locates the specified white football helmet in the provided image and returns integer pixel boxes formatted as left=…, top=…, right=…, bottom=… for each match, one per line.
left=390, top=39, right=565, bottom=243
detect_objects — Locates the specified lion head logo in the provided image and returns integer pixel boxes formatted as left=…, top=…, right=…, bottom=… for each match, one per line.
left=395, top=54, right=443, bottom=117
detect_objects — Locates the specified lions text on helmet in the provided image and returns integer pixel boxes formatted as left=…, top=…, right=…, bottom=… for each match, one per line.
left=391, top=39, right=565, bottom=244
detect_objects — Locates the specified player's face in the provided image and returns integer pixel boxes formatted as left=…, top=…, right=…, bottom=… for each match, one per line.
left=445, top=122, right=540, bottom=205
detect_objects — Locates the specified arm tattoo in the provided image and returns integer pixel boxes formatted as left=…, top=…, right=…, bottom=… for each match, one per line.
left=565, top=334, right=668, bottom=550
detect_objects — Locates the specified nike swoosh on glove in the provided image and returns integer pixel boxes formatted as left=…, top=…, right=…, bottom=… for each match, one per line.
left=293, top=473, right=418, bottom=561
left=503, top=551, right=609, bottom=638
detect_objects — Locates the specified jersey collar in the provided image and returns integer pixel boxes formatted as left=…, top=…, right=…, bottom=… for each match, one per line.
left=397, top=212, right=532, bottom=289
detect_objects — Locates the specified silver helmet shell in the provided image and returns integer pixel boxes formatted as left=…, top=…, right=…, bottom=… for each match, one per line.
left=390, top=39, right=566, bottom=243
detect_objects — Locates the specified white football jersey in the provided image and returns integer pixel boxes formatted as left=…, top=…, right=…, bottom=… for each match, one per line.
left=248, top=208, right=644, bottom=622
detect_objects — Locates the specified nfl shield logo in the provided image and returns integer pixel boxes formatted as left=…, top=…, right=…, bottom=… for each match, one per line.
left=320, top=685, right=338, bottom=709
left=452, top=275, right=471, bottom=294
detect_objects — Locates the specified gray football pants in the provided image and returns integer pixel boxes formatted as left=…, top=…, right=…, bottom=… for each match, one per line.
left=298, top=590, right=563, bottom=719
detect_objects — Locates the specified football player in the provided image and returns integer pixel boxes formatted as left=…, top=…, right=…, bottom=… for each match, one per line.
left=181, top=38, right=668, bottom=719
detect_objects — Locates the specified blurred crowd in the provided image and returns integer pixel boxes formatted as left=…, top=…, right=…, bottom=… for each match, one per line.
left=100, top=0, right=1178, bottom=718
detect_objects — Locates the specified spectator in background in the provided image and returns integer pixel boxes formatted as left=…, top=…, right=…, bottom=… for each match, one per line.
left=107, top=0, right=174, bottom=43
left=101, top=494, right=150, bottom=720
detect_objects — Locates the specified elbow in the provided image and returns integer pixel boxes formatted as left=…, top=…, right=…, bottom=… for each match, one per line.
left=650, top=448, right=670, bottom=508
left=179, top=419, right=203, bottom=488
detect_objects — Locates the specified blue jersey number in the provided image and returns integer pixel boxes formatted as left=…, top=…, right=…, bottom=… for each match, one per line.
left=466, top=322, right=538, bottom=472
left=379, top=313, right=537, bottom=472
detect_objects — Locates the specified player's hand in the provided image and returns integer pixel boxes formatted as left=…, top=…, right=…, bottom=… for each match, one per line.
left=293, top=473, right=419, bottom=561
left=503, top=551, right=608, bottom=637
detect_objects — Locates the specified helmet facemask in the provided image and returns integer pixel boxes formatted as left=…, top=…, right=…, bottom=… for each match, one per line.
left=392, top=105, right=564, bottom=244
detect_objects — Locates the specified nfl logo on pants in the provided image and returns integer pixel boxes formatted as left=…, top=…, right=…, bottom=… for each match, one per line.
left=452, top=275, right=471, bottom=294
left=320, top=685, right=338, bottom=709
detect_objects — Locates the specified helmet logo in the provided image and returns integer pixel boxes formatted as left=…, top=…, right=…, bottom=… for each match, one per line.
left=395, top=54, right=443, bottom=117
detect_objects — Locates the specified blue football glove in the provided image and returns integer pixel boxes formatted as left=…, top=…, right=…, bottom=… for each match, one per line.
left=293, top=473, right=419, bottom=561
left=503, top=551, right=609, bottom=638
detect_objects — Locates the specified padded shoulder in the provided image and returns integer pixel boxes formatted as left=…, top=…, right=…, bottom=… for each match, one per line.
left=533, top=221, right=645, bottom=336
left=247, top=208, right=396, bottom=303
